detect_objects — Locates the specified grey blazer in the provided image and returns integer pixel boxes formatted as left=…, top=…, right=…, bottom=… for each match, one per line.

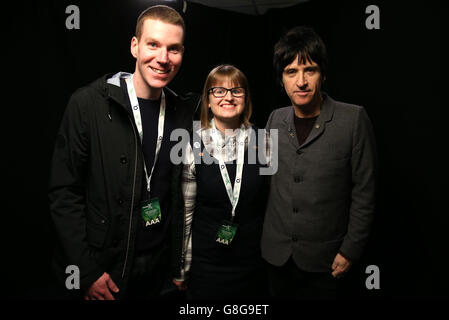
left=261, top=94, right=377, bottom=272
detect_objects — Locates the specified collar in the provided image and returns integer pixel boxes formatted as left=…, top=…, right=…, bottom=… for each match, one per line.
left=284, top=92, right=335, bottom=132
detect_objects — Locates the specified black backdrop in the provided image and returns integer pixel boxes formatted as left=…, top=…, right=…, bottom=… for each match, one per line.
left=3, top=0, right=447, bottom=302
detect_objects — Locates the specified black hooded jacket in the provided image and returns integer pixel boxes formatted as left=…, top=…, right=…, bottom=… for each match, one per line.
left=48, top=73, right=199, bottom=295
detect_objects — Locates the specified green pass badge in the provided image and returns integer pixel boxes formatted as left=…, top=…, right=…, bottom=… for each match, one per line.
left=141, top=198, right=161, bottom=227
left=216, top=223, right=238, bottom=245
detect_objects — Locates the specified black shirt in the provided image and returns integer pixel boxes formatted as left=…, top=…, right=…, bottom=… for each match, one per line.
left=135, top=96, right=176, bottom=253
left=293, top=114, right=318, bottom=146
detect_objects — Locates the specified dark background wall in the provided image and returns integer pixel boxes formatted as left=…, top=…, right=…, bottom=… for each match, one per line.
left=3, top=0, right=447, bottom=300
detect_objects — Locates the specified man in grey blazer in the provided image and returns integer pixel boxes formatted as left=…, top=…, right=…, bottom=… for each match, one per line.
left=261, top=26, right=377, bottom=299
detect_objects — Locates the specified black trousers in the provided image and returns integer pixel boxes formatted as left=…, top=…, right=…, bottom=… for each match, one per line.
left=267, top=257, right=341, bottom=300
left=125, top=244, right=172, bottom=299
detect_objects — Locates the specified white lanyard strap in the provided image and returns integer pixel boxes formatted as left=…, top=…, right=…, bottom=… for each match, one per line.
left=125, top=75, right=166, bottom=195
left=210, top=119, right=246, bottom=219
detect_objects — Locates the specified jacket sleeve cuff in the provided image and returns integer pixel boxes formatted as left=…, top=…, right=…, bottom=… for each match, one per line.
left=79, top=264, right=105, bottom=291
left=339, top=238, right=364, bottom=262
left=338, top=250, right=351, bottom=262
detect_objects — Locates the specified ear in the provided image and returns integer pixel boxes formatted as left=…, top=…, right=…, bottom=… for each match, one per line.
left=130, top=36, right=138, bottom=58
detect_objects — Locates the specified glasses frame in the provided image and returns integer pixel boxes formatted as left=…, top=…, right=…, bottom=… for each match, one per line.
left=208, top=86, right=246, bottom=98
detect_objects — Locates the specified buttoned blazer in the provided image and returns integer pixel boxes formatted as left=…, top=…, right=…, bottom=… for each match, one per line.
left=261, top=94, right=377, bottom=272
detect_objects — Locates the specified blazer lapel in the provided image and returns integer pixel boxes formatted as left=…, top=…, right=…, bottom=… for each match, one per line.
left=299, top=93, right=335, bottom=149
left=283, top=107, right=301, bottom=150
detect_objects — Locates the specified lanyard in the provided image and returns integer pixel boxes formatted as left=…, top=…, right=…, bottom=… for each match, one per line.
left=125, top=74, right=166, bottom=195
left=210, top=119, right=246, bottom=220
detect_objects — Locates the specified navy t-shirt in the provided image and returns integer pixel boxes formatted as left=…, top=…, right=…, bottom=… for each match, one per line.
left=135, top=96, right=176, bottom=252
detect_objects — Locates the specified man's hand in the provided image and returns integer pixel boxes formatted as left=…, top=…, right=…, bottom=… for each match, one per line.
left=172, top=278, right=187, bottom=291
left=331, top=253, right=352, bottom=278
left=84, top=272, right=119, bottom=300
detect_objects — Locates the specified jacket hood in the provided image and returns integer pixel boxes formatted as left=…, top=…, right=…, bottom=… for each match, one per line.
left=87, top=72, right=201, bottom=122
left=86, top=72, right=130, bottom=109
left=89, top=72, right=183, bottom=106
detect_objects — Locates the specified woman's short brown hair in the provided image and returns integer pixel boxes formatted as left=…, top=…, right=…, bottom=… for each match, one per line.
left=200, top=64, right=253, bottom=129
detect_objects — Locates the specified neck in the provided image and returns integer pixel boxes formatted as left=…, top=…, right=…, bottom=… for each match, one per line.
left=213, top=117, right=240, bottom=135
left=294, top=94, right=322, bottom=118
left=132, top=71, right=162, bottom=100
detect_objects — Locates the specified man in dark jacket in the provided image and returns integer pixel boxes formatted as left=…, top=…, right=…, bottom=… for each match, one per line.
left=261, top=26, right=378, bottom=299
left=49, top=5, right=199, bottom=300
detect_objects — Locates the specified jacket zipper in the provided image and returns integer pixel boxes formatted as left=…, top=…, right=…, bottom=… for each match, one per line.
left=121, top=116, right=139, bottom=278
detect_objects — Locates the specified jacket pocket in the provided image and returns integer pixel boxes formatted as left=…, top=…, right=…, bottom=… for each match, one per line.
left=86, top=205, right=109, bottom=249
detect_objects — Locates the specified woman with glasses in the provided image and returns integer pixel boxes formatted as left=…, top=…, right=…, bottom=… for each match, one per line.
left=173, top=64, right=270, bottom=299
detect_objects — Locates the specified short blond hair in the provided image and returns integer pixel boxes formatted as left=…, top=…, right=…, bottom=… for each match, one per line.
left=135, top=5, right=185, bottom=41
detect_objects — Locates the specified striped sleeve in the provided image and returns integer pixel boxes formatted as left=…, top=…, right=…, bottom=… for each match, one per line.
left=175, top=142, right=196, bottom=281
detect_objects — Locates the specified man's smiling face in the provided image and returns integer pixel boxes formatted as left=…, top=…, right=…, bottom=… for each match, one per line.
left=131, top=18, right=184, bottom=98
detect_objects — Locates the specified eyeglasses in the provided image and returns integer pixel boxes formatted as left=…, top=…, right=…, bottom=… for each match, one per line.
left=208, top=87, right=245, bottom=98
